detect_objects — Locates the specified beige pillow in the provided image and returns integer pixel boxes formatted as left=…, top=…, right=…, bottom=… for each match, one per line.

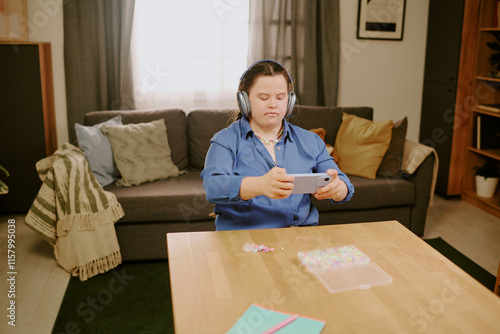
left=334, top=113, right=393, bottom=179
left=101, top=119, right=180, bottom=187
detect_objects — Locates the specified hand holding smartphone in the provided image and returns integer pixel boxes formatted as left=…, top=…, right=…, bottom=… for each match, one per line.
left=289, top=173, right=332, bottom=194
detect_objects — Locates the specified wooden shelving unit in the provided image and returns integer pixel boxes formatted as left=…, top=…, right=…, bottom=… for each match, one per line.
left=458, top=0, right=500, bottom=218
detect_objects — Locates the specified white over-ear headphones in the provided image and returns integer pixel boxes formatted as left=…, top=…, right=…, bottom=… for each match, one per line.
left=237, top=59, right=296, bottom=118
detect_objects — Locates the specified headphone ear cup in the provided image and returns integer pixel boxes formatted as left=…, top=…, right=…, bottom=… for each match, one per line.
left=237, top=91, right=251, bottom=118
left=286, top=92, right=296, bottom=118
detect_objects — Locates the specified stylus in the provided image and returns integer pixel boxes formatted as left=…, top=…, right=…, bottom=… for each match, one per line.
left=261, top=314, right=298, bottom=334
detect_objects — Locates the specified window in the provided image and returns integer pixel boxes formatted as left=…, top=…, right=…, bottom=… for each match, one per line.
left=131, top=0, right=249, bottom=110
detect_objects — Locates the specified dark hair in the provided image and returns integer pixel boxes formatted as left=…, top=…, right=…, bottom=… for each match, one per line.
left=230, top=60, right=294, bottom=122
left=239, top=60, right=293, bottom=93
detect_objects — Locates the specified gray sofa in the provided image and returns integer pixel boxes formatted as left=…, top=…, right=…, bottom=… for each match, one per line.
left=84, top=106, right=435, bottom=261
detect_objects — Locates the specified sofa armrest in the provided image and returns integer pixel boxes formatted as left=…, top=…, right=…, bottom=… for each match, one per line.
left=404, top=150, right=436, bottom=237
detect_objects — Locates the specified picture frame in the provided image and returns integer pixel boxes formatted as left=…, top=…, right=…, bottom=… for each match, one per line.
left=357, top=0, right=406, bottom=41
left=0, top=0, right=29, bottom=42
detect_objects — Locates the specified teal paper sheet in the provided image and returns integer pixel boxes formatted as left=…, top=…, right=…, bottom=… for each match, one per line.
left=226, top=304, right=325, bottom=334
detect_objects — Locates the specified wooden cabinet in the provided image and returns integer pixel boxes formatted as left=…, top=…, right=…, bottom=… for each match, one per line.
left=0, top=42, right=57, bottom=213
left=420, top=0, right=465, bottom=196
left=457, top=0, right=500, bottom=217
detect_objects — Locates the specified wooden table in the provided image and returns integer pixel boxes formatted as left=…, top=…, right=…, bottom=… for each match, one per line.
left=167, top=221, right=500, bottom=333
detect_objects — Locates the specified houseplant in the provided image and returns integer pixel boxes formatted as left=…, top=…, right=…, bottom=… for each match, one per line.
left=474, top=160, right=500, bottom=198
left=487, top=35, right=500, bottom=77
left=0, top=165, right=9, bottom=194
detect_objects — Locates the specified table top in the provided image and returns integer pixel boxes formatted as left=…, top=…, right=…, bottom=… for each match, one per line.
left=167, top=221, right=500, bottom=333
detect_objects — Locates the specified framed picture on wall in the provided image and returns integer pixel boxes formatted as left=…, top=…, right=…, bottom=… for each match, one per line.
left=0, top=0, right=28, bottom=41
left=357, top=0, right=406, bottom=41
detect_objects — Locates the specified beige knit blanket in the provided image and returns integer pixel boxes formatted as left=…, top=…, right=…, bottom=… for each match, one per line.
left=401, top=139, right=439, bottom=203
left=25, top=143, right=125, bottom=281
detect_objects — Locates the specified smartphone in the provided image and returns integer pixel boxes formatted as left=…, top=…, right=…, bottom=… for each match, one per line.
left=289, top=173, right=332, bottom=194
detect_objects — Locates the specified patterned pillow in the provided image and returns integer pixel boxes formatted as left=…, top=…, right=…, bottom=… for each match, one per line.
left=75, top=115, right=122, bottom=187
left=101, top=119, right=180, bottom=187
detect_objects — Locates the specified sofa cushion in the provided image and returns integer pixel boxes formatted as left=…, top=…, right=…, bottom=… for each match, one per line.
left=334, top=113, right=393, bottom=179
left=74, top=115, right=122, bottom=187
left=104, top=170, right=214, bottom=223
left=289, top=106, right=373, bottom=147
left=377, top=117, right=408, bottom=179
left=85, top=109, right=189, bottom=170
left=188, top=109, right=234, bottom=169
left=312, top=175, right=415, bottom=212
left=101, top=119, right=180, bottom=187
left=106, top=172, right=414, bottom=224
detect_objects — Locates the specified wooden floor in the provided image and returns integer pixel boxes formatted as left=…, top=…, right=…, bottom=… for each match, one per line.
left=0, top=195, right=499, bottom=334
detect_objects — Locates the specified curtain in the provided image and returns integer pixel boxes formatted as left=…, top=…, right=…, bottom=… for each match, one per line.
left=63, top=0, right=136, bottom=142
left=248, top=0, right=340, bottom=106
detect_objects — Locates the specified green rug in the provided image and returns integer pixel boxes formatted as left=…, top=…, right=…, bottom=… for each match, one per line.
left=51, top=260, right=174, bottom=334
left=424, top=237, right=496, bottom=291
left=52, top=237, right=496, bottom=333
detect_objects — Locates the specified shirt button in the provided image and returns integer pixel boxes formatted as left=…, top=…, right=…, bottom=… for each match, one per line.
left=276, top=147, right=281, bottom=151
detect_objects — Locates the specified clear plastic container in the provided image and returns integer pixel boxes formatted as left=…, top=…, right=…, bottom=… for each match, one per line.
left=297, top=245, right=393, bottom=294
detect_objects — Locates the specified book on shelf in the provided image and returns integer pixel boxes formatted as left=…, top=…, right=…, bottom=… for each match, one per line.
left=476, top=115, right=500, bottom=150
left=496, top=1, right=500, bottom=27
left=477, top=104, right=500, bottom=113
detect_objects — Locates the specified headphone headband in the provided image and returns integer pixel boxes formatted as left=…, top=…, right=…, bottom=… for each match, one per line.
left=239, top=59, right=293, bottom=83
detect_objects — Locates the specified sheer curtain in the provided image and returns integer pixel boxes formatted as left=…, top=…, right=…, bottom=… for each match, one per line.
left=64, top=0, right=136, bottom=142
left=248, top=0, right=340, bottom=106
left=131, top=0, right=249, bottom=111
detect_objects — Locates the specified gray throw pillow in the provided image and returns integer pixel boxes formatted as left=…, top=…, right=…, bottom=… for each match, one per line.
left=75, top=115, right=122, bottom=187
left=377, top=117, right=408, bottom=179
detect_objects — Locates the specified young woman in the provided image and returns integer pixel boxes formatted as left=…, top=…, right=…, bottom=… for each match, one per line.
left=201, top=60, right=354, bottom=231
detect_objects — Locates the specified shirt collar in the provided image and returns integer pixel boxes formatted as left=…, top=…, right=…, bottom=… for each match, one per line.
left=240, top=117, right=253, bottom=139
left=240, top=117, right=293, bottom=143
left=282, top=119, right=293, bottom=143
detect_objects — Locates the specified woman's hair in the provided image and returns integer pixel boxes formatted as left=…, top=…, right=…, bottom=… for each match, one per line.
left=230, top=60, right=294, bottom=122
left=238, top=60, right=293, bottom=94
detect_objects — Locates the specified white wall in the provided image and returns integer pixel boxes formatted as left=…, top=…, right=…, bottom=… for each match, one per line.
left=27, top=0, right=68, bottom=146
left=23, top=0, right=429, bottom=144
left=338, top=0, right=429, bottom=141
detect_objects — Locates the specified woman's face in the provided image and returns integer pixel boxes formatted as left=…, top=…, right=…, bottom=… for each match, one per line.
left=247, top=74, right=289, bottom=131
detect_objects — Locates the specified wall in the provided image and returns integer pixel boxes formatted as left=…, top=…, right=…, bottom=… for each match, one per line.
left=338, top=0, right=430, bottom=141
left=27, top=0, right=68, bottom=146
left=24, top=0, right=429, bottom=145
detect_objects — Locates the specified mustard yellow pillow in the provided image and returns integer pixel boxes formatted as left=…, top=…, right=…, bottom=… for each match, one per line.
left=334, top=113, right=393, bottom=179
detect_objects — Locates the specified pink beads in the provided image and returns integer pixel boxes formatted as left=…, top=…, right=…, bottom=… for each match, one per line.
left=242, top=243, right=275, bottom=253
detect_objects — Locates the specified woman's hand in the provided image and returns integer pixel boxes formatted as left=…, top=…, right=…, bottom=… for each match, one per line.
left=261, top=167, right=295, bottom=199
left=240, top=167, right=295, bottom=200
left=314, top=169, right=348, bottom=201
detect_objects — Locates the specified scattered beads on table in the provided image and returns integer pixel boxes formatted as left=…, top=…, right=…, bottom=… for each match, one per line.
left=297, top=245, right=370, bottom=273
left=242, top=243, right=275, bottom=253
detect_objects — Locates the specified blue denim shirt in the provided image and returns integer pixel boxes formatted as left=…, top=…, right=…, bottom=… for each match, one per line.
left=201, top=117, right=354, bottom=231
